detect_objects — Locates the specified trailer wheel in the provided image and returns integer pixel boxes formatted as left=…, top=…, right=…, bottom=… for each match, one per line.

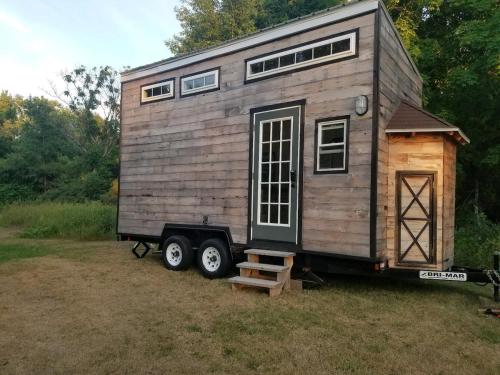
left=197, top=238, right=232, bottom=279
left=162, top=235, right=193, bottom=271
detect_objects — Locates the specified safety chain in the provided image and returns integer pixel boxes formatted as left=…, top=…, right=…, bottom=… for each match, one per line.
left=484, top=269, right=500, bottom=286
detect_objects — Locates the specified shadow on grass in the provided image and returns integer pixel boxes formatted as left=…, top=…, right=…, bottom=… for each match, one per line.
left=317, top=272, right=494, bottom=302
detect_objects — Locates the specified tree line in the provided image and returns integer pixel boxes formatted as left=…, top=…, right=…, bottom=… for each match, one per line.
left=0, top=66, right=120, bottom=203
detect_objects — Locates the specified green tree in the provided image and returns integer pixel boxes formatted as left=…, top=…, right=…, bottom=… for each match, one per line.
left=0, top=97, right=75, bottom=196
left=414, top=0, right=500, bottom=221
left=166, top=0, right=262, bottom=55
left=0, top=91, right=23, bottom=158
left=48, top=66, right=121, bottom=201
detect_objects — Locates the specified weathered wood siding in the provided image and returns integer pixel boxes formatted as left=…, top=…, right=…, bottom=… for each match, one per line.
left=118, top=13, right=376, bottom=256
left=442, top=138, right=457, bottom=269
left=376, top=8, right=423, bottom=257
left=387, top=134, right=447, bottom=270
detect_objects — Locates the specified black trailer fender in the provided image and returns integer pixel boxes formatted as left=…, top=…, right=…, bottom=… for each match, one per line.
left=160, top=223, right=235, bottom=259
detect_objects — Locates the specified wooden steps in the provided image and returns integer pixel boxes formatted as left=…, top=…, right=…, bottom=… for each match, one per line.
left=244, top=249, right=295, bottom=257
left=236, top=262, right=289, bottom=273
left=227, top=276, right=280, bottom=289
left=229, top=249, right=295, bottom=297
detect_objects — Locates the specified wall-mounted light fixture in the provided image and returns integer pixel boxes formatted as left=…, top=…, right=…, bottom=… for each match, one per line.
left=355, top=95, right=368, bottom=116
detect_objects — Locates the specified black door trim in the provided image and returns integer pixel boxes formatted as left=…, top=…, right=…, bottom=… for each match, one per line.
left=246, top=99, right=306, bottom=249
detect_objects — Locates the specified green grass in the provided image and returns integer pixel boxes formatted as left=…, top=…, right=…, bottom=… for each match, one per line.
left=0, top=202, right=116, bottom=240
left=0, top=242, right=56, bottom=263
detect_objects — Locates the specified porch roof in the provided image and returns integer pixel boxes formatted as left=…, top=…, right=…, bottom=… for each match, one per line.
left=385, top=100, right=469, bottom=145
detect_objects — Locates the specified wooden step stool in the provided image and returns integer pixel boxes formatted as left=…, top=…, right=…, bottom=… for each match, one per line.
left=228, top=249, right=295, bottom=297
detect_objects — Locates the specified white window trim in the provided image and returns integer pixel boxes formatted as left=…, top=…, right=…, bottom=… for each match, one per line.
left=141, top=80, right=174, bottom=103
left=257, top=116, right=294, bottom=227
left=316, top=119, right=347, bottom=172
left=181, top=69, right=219, bottom=96
left=246, top=32, right=356, bottom=81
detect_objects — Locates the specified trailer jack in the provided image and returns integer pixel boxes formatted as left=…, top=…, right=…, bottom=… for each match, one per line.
left=131, top=241, right=152, bottom=258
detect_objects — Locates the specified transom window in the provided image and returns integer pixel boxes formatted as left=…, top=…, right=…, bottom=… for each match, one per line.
left=246, top=30, right=357, bottom=81
left=258, top=118, right=293, bottom=226
left=315, top=117, right=349, bottom=173
left=141, top=80, right=174, bottom=103
left=181, top=68, right=219, bottom=96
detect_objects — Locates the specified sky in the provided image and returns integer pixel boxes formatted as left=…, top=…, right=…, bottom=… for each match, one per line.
left=0, top=0, right=182, bottom=97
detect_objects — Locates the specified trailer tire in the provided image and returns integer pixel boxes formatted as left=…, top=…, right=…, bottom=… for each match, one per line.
left=197, top=238, right=232, bottom=279
left=162, top=235, right=193, bottom=271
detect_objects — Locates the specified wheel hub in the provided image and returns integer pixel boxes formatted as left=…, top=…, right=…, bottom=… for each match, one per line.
left=202, top=247, right=221, bottom=272
left=166, top=243, right=183, bottom=266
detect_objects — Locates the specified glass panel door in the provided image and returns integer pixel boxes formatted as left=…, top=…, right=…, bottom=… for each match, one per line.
left=251, top=106, right=301, bottom=244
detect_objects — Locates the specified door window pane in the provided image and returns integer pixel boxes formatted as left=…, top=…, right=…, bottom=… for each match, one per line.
left=271, top=142, right=280, bottom=162
left=261, top=185, right=269, bottom=203
left=281, top=141, right=290, bottom=161
left=270, top=204, right=279, bottom=223
left=262, top=143, right=270, bottom=162
left=281, top=162, right=290, bottom=182
left=270, top=184, right=279, bottom=203
left=262, top=122, right=270, bottom=142
left=261, top=163, right=269, bottom=182
left=260, top=204, right=268, bottom=223
left=280, top=184, right=289, bottom=203
left=271, top=121, right=281, bottom=140
left=280, top=205, right=289, bottom=224
left=271, top=163, right=280, bottom=182
left=282, top=120, right=291, bottom=140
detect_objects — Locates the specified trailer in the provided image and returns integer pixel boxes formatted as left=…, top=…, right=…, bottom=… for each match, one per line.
left=117, top=0, right=499, bottom=298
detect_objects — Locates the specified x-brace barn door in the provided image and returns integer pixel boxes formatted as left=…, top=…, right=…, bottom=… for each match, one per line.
left=396, top=171, right=436, bottom=265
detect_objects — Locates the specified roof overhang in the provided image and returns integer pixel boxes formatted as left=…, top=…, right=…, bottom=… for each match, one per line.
left=386, top=128, right=470, bottom=145
left=385, top=100, right=470, bottom=145
left=121, top=0, right=379, bottom=83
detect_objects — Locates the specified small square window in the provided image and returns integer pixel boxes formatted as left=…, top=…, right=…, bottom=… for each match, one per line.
left=315, top=118, right=348, bottom=173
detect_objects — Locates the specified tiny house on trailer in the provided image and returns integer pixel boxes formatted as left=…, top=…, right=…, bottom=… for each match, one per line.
left=117, top=0, right=470, bottom=282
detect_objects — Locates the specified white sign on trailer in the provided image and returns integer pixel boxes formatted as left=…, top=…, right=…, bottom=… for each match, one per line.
left=419, top=271, right=467, bottom=282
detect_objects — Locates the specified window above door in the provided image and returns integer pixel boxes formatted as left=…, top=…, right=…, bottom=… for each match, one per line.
left=245, top=29, right=358, bottom=82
